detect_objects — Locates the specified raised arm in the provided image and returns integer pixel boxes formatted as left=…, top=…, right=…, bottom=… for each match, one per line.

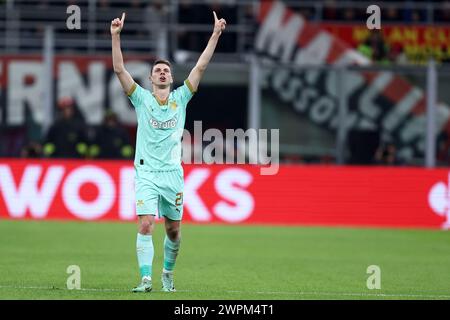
left=111, top=12, right=135, bottom=95
left=187, top=11, right=227, bottom=92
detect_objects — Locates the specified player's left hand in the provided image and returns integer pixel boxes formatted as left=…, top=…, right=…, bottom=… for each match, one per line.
left=213, top=11, right=226, bottom=36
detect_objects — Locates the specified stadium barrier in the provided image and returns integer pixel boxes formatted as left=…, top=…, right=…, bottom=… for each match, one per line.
left=0, top=159, right=448, bottom=230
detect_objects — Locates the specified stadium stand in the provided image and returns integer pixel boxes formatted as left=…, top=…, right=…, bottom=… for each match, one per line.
left=1, top=0, right=450, bottom=165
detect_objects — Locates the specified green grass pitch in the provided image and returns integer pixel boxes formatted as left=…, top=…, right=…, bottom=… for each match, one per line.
left=0, top=220, right=449, bottom=300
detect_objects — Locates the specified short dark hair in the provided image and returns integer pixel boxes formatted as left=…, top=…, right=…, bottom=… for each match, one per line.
left=151, top=59, right=171, bottom=74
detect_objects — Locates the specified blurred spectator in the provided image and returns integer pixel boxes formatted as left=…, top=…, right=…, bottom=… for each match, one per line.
left=323, top=0, right=338, bottom=20
left=130, top=0, right=144, bottom=9
left=404, top=8, right=425, bottom=23
left=358, top=30, right=390, bottom=64
left=42, top=97, right=88, bottom=158
left=435, top=1, right=450, bottom=22
left=385, top=6, right=401, bottom=22
left=342, top=8, right=356, bottom=21
left=374, top=142, right=400, bottom=165
left=441, top=45, right=450, bottom=64
left=0, top=127, right=27, bottom=157
left=410, top=10, right=424, bottom=23
left=282, top=154, right=305, bottom=164
left=437, top=127, right=450, bottom=163
left=388, top=43, right=409, bottom=65
left=298, top=7, right=315, bottom=21
left=38, top=0, right=50, bottom=9
left=20, top=141, right=43, bottom=158
left=97, top=0, right=109, bottom=9
left=320, top=154, right=335, bottom=164
left=89, top=109, right=134, bottom=159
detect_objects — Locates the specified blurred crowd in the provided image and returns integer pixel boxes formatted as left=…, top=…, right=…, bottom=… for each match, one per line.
left=18, top=97, right=135, bottom=160
left=357, top=30, right=410, bottom=65
left=0, top=98, right=441, bottom=166
left=357, top=29, right=450, bottom=65
left=281, top=145, right=407, bottom=166
left=15, top=0, right=246, bottom=54
left=300, top=0, right=450, bottom=23
left=3, top=0, right=450, bottom=165
left=13, top=0, right=450, bottom=59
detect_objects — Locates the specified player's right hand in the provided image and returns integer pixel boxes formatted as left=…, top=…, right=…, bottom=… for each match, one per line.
left=213, top=11, right=226, bottom=37
left=111, top=12, right=126, bottom=35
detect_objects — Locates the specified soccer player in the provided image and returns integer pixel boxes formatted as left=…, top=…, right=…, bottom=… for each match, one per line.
left=111, top=11, right=226, bottom=292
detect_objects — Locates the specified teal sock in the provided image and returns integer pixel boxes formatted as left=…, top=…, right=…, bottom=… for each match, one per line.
left=136, top=233, right=153, bottom=278
left=163, top=235, right=180, bottom=272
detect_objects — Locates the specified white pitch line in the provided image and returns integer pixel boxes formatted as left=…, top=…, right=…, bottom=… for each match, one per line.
left=0, top=285, right=128, bottom=292
left=254, top=291, right=450, bottom=299
left=1, top=285, right=450, bottom=299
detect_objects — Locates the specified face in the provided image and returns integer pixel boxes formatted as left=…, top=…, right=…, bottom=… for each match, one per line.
left=150, top=63, right=173, bottom=87
left=62, top=106, right=74, bottom=119
left=106, top=116, right=117, bottom=127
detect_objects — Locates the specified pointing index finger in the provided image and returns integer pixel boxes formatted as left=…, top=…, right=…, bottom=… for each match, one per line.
left=121, top=12, right=126, bottom=23
left=213, top=11, right=218, bottom=22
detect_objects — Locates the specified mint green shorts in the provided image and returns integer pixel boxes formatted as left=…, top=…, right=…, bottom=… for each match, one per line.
left=135, top=168, right=184, bottom=221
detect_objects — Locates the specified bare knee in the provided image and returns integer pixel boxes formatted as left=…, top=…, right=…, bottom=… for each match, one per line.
left=138, top=216, right=155, bottom=235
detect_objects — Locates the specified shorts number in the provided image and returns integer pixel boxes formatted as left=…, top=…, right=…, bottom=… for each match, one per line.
left=175, top=192, right=183, bottom=206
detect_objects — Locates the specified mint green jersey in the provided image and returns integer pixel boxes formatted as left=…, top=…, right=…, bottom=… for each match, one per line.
left=128, top=80, right=195, bottom=171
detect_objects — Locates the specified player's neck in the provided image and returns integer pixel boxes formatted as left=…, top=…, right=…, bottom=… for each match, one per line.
left=152, top=85, right=170, bottom=101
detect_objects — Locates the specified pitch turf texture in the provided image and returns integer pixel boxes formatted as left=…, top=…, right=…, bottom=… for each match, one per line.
left=0, top=220, right=449, bottom=300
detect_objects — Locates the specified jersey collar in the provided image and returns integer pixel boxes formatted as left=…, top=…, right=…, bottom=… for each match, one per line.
left=152, top=92, right=170, bottom=107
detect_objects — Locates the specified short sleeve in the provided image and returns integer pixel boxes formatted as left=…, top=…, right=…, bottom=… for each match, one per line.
left=175, top=79, right=196, bottom=107
left=127, top=82, right=146, bottom=108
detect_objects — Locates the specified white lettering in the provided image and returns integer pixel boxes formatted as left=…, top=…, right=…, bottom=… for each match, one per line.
left=8, top=62, right=44, bottom=125
left=62, top=166, right=115, bottom=220
left=58, top=62, right=105, bottom=125
left=213, top=168, right=254, bottom=222
left=0, top=165, right=64, bottom=218
left=255, top=1, right=304, bottom=62
left=184, top=168, right=211, bottom=221
left=119, top=167, right=135, bottom=220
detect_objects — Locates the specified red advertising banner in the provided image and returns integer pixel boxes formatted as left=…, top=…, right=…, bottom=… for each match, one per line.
left=0, top=160, right=448, bottom=230
left=321, top=23, right=450, bottom=62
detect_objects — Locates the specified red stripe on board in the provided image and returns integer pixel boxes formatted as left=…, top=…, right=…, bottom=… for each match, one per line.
left=383, top=77, right=413, bottom=103
left=411, top=96, right=426, bottom=115
left=258, top=0, right=275, bottom=23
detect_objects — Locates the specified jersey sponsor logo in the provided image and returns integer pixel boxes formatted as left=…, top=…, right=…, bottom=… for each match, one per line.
left=170, top=101, right=177, bottom=110
left=150, top=117, right=177, bottom=129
